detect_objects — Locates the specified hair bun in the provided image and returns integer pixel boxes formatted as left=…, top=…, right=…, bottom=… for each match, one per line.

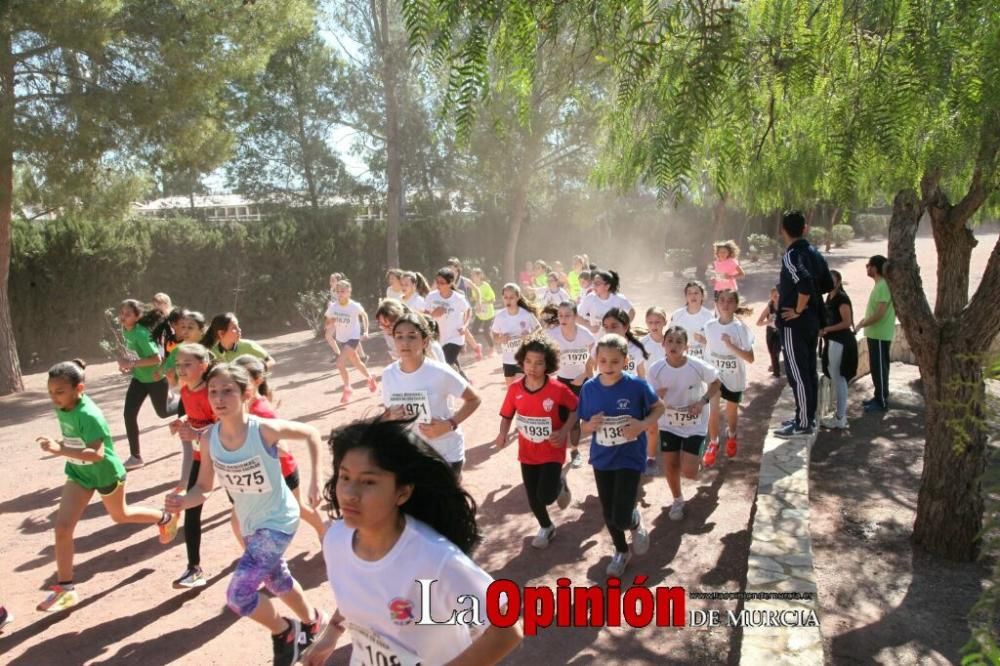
left=72, top=358, right=87, bottom=369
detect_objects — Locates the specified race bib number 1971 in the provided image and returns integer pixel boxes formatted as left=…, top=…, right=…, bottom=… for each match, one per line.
left=387, top=391, right=432, bottom=425
left=596, top=415, right=631, bottom=446
left=348, top=623, right=423, bottom=666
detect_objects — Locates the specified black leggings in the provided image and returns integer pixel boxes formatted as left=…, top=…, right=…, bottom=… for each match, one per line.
left=521, top=462, right=562, bottom=528
left=442, top=343, right=469, bottom=380
left=469, top=317, right=495, bottom=349
left=593, top=468, right=641, bottom=553
left=766, top=327, right=782, bottom=376
left=184, top=459, right=203, bottom=568
left=867, top=338, right=891, bottom=407
left=124, top=377, right=179, bottom=457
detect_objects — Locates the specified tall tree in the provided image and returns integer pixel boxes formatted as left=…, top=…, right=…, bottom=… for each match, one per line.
left=405, top=0, right=1000, bottom=560
left=227, top=33, right=354, bottom=209
left=0, top=0, right=313, bottom=394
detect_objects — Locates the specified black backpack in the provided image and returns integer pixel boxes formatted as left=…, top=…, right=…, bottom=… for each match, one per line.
left=808, top=244, right=835, bottom=295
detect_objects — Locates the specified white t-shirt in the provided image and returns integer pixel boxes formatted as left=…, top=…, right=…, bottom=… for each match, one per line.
left=429, top=341, right=446, bottom=364
left=403, top=293, right=426, bottom=313
left=624, top=341, right=648, bottom=377
left=386, top=286, right=405, bottom=301
left=325, top=300, right=366, bottom=343
left=539, top=288, right=570, bottom=308
left=704, top=318, right=754, bottom=392
left=549, top=325, right=596, bottom=381
left=578, top=292, right=634, bottom=329
left=426, top=290, right=471, bottom=346
left=640, top=334, right=666, bottom=366
left=381, top=359, right=469, bottom=462
left=490, top=308, right=540, bottom=365
left=323, top=516, right=496, bottom=666
left=647, top=356, right=719, bottom=436
left=670, top=306, right=715, bottom=360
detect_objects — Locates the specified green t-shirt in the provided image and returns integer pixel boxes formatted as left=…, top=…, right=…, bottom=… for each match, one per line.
left=534, top=274, right=547, bottom=288
left=56, top=394, right=126, bottom=490
left=475, top=282, right=496, bottom=320
left=122, top=324, right=162, bottom=383
left=567, top=271, right=581, bottom=299
left=213, top=339, right=270, bottom=364
left=864, top=278, right=896, bottom=341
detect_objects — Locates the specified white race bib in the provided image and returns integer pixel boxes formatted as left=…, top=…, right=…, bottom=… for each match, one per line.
left=712, top=355, right=739, bottom=383
left=560, top=349, right=590, bottom=368
left=663, top=408, right=699, bottom=428
left=387, top=391, right=432, bottom=425
left=687, top=345, right=705, bottom=360
left=215, top=456, right=273, bottom=495
left=62, top=437, right=93, bottom=465
left=348, top=622, right=423, bottom=666
left=516, top=415, right=553, bottom=443
left=502, top=337, right=522, bottom=356
left=624, top=358, right=639, bottom=374
left=596, top=415, right=631, bottom=446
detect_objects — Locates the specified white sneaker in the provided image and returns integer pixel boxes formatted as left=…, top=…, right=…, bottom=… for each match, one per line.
left=531, top=525, right=556, bottom=549
left=123, top=456, right=144, bottom=470
left=630, top=509, right=650, bottom=555
left=606, top=551, right=632, bottom=578
left=556, top=476, right=572, bottom=509
left=820, top=415, right=849, bottom=430
left=668, top=498, right=685, bottom=521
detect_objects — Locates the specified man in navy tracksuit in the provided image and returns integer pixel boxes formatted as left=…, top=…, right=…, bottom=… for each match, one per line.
left=774, top=211, right=830, bottom=437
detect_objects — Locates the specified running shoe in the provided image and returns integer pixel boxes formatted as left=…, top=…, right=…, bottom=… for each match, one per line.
left=630, top=509, right=649, bottom=555
left=643, top=457, right=659, bottom=477
left=556, top=476, right=572, bottom=509
left=159, top=512, right=180, bottom=544
left=863, top=401, right=888, bottom=413
left=173, top=566, right=207, bottom=589
left=820, top=416, right=849, bottom=430
left=302, top=608, right=329, bottom=649
left=0, top=606, right=12, bottom=630
left=570, top=449, right=583, bottom=469
left=531, top=525, right=556, bottom=549
left=123, top=455, right=145, bottom=470
left=339, top=389, right=352, bottom=405
left=272, top=617, right=302, bottom=666
left=774, top=424, right=814, bottom=439
left=37, top=585, right=79, bottom=613
left=725, top=436, right=738, bottom=458
left=703, top=440, right=719, bottom=467
left=668, top=498, right=685, bottom=521
left=606, top=551, right=632, bottom=578
left=367, top=376, right=377, bottom=393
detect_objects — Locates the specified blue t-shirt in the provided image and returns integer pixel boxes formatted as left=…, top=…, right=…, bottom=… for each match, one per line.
left=578, top=373, right=659, bottom=472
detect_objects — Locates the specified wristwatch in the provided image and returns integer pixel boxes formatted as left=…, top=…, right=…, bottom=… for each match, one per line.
left=702, top=395, right=711, bottom=404
left=447, top=417, right=459, bottom=430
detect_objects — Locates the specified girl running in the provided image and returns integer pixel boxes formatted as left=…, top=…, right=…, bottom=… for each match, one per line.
left=385, top=268, right=404, bottom=301
left=235, top=355, right=328, bottom=543
left=646, top=327, right=721, bottom=520
left=670, top=281, right=715, bottom=361
left=549, top=301, right=596, bottom=469
left=469, top=267, right=497, bottom=357
left=578, top=270, right=635, bottom=333
left=165, top=363, right=326, bottom=666
left=601, top=308, right=649, bottom=379
left=448, top=258, right=485, bottom=361
left=299, top=418, right=523, bottom=666
left=756, top=286, right=782, bottom=377
left=400, top=270, right=430, bottom=312
left=711, top=240, right=745, bottom=302
left=566, top=255, right=588, bottom=300
left=640, top=307, right=668, bottom=367
left=519, top=260, right=534, bottom=289
left=426, top=267, right=473, bottom=379
left=326, top=280, right=378, bottom=403
left=374, top=299, right=408, bottom=363
left=203, top=312, right=275, bottom=368
left=324, top=273, right=344, bottom=360
left=491, top=284, right=541, bottom=386
left=577, top=270, right=593, bottom=302
left=703, top=289, right=755, bottom=466
left=494, top=337, right=579, bottom=548
left=168, top=343, right=216, bottom=589
left=37, top=359, right=179, bottom=612
left=164, top=309, right=208, bottom=386
left=119, top=298, right=179, bottom=470
left=579, top=335, right=664, bottom=577
left=539, top=272, right=571, bottom=307
left=152, top=292, right=173, bottom=317
left=381, top=313, right=482, bottom=477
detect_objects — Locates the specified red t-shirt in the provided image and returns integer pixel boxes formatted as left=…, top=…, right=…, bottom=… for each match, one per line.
left=249, top=396, right=297, bottom=476
left=180, top=384, right=216, bottom=462
left=499, top=376, right=579, bottom=465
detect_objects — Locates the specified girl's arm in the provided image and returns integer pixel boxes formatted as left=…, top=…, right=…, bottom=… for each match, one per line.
left=166, top=431, right=216, bottom=511
left=359, top=308, right=370, bottom=338
left=260, top=420, right=322, bottom=505
left=418, top=386, right=482, bottom=439
left=636, top=361, right=647, bottom=380
left=579, top=411, right=604, bottom=435
left=37, top=437, right=107, bottom=463
left=553, top=410, right=578, bottom=445
left=822, top=304, right=854, bottom=335
left=453, top=386, right=481, bottom=424
left=856, top=302, right=889, bottom=330
left=723, top=334, right=755, bottom=363
left=445, top=622, right=523, bottom=666
left=299, top=611, right=347, bottom=666
left=494, top=416, right=514, bottom=448
left=128, top=354, right=163, bottom=369
left=576, top=356, right=595, bottom=385
left=732, top=262, right=746, bottom=280
left=756, top=305, right=771, bottom=326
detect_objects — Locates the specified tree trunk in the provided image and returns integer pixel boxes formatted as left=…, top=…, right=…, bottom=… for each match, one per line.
left=886, top=187, right=999, bottom=561
left=826, top=206, right=840, bottom=253
left=377, top=0, right=402, bottom=269
left=0, top=16, right=23, bottom=395
left=503, top=173, right=529, bottom=283
left=288, top=55, right=320, bottom=210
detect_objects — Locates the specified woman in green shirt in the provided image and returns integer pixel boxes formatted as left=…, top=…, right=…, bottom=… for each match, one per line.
left=202, top=312, right=275, bottom=369
left=854, top=255, right=896, bottom=412
left=119, top=299, right=179, bottom=469
left=469, top=267, right=497, bottom=356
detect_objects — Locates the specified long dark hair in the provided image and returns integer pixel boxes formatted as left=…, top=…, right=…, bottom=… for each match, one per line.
left=602, top=307, right=648, bottom=359
left=591, top=269, right=622, bottom=293
left=202, top=312, right=237, bottom=348
left=501, top=283, right=538, bottom=317
left=121, top=298, right=165, bottom=332
left=325, top=418, right=482, bottom=555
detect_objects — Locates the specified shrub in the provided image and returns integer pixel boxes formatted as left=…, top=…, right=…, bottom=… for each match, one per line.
left=856, top=214, right=889, bottom=240
left=295, top=290, right=330, bottom=339
left=664, top=248, right=694, bottom=275
left=747, top=233, right=780, bottom=260
left=808, top=227, right=830, bottom=247
left=832, top=224, right=855, bottom=247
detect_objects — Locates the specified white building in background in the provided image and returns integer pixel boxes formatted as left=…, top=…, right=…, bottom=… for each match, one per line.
left=134, top=194, right=265, bottom=222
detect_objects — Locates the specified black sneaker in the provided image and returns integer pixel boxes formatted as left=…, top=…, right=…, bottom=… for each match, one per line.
left=301, top=609, right=329, bottom=649
left=774, top=424, right=814, bottom=439
left=272, top=618, right=302, bottom=666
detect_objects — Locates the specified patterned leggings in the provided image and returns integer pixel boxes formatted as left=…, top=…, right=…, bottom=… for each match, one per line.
left=226, top=528, right=295, bottom=617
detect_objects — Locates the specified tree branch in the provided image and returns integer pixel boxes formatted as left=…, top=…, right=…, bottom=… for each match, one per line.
left=951, top=110, right=1000, bottom=226
left=959, top=233, right=1000, bottom=350
left=885, top=188, right=938, bottom=356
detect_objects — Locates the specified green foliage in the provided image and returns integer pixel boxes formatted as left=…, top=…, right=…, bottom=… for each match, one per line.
left=294, top=290, right=331, bottom=338
left=663, top=248, right=694, bottom=274
left=747, top=232, right=781, bottom=261
left=831, top=224, right=855, bottom=247
left=856, top=214, right=890, bottom=240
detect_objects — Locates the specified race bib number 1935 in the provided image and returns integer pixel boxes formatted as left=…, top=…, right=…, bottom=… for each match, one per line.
left=516, top=415, right=552, bottom=443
